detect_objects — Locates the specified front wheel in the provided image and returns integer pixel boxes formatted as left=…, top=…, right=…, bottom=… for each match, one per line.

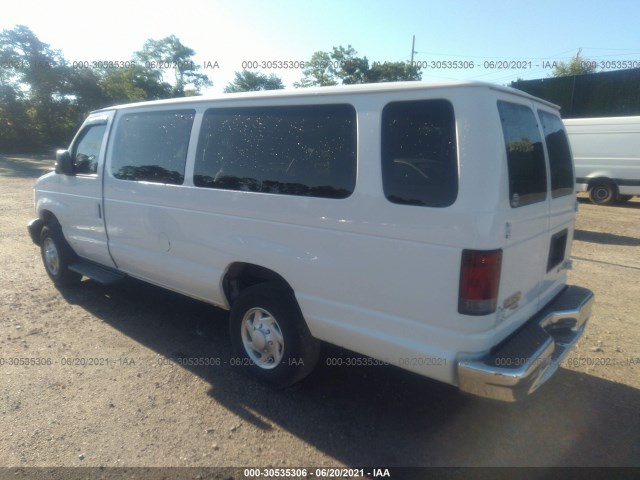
left=229, top=282, right=320, bottom=388
left=588, top=182, right=617, bottom=205
left=40, top=225, right=81, bottom=287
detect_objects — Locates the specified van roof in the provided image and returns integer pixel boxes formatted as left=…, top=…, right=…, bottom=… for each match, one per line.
left=563, top=115, right=640, bottom=125
left=92, top=80, right=559, bottom=113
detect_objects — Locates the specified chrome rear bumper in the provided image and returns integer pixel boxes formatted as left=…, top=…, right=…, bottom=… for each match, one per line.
left=458, top=285, right=594, bottom=401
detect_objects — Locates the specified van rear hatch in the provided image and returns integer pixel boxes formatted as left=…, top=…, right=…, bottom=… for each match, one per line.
left=454, top=94, right=590, bottom=401
left=495, top=99, right=576, bottom=329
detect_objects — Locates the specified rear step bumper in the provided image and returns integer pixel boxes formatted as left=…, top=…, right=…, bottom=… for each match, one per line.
left=458, top=285, right=594, bottom=402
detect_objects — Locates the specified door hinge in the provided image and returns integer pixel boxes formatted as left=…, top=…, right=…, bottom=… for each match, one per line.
left=505, top=222, right=512, bottom=239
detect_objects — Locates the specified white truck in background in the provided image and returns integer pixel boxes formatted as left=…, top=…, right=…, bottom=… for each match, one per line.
left=564, top=116, right=640, bottom=205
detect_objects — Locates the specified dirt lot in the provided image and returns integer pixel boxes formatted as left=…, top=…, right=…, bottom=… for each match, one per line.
left=0, top=155, right=639, bottom=470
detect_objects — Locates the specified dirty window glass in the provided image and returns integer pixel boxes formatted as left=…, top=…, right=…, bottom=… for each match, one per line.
left=381, top=99, right=458, bottom=207
left=111, top=110, right=195, bottom=185
left=498, top=101, right=547, bottom=207
left=72, top=124, right=106, bottom=175
left=194, top=104, right=356, bottom=199
left=538, top=110, right=574, bottom=198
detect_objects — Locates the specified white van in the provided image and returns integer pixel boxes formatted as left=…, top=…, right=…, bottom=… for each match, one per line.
left=564, top=116, right=640, bottom=204
left=28, top=81, right=593, bottom=401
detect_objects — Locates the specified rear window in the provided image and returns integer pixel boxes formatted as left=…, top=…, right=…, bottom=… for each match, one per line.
left=111, top=110, right=195, bottom=185
left=498, top=101, right=547, bottom=207
left=194, top=104, right=356, bottom=199
left=381, top=99, right=458, bottom=207
left=538, top=110, right=574, bottom=198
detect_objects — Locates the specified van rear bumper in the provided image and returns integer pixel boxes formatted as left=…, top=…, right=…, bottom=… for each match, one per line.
left=457, top=285, right=594, bottom=402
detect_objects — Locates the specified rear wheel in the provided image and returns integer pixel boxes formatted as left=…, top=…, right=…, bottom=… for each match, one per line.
left=40, top=225, right=81, bottom=286
left=588, top=182, right=617, bottom=205
left=229, top=282, right=320, bottom=388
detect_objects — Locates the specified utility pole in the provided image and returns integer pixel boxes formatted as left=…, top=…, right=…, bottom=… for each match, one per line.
left=410, top=35, right=416, bottom=66
left=570, top=48, right=582, bottom=116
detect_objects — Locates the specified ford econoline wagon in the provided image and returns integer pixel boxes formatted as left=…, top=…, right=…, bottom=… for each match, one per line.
left=28, top=81, right=594, bottom=401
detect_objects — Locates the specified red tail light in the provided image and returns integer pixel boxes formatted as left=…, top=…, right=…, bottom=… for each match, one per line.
left=458, top=249, right=502, bottom=315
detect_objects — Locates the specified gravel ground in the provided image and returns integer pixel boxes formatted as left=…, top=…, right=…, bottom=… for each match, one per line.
left=0, top=155, right=639, bottom=470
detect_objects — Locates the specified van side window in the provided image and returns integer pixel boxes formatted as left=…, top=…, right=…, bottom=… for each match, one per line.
left=381, top=99, right=458, bottom=207
left=538, top=110, right=574, bottom=198
left=498, top=101, right=547, bottom=207
left=72, top=124, right=106, bottom=175
left=194, top=105, right=356, bottom=199
left=111, top=110, right=195, bottom=185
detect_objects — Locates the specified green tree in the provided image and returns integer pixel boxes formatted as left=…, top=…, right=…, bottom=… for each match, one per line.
left=552, top=54, right=597, bottom=77
left=0, top=25, right=74, bottom=149
left=65, top=68, right=108, bottom=112
left=0, top=25, right=67, bottom=98
left=99, top=65, right=173, bottom=104
left=293, top=51, right=338, bottom=87
left=224, top=71, right=284, bottom=93
left=295, top=45, right=421, bottom=87
left=330, top=45, right=370, bottom=84
left=0, top=84, right=32, bottom=151
left=369, top=61, right=421, bottom=83
left=0, top=27, right=214, bottom=152
left=133, top=35, right=212, bottom=96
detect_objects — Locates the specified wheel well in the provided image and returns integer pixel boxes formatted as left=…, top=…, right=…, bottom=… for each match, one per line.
left=223, top=263, right=292, bottom=305
left=587, top=177, right=616, bottom=188
left=40, top=210, right=59, bottom=226
left=30, top=210, right=58, bottom=245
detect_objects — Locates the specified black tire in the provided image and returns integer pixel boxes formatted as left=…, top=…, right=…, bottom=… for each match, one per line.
left=40, top=225, right=81, bottom=287
left=229, top=282, right=320, bottom=388
left=588, top=182, right=617, bottom=205
left=617, top=194, right=634, bottom=203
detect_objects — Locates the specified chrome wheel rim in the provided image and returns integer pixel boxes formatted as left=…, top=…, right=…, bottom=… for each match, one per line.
left=240, top=307, right=284, bottom=369
left=43, top=237, right=60, bottom=276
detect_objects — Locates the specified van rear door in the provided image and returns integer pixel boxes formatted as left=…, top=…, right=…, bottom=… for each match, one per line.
left=495, top=98, right=576, bottom=330
left=496, top=100, right=551, bottom=322
left=537, top=108, right=576, bottom=306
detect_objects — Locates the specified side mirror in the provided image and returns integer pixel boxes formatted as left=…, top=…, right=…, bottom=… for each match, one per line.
left=55, top=149, right=74, bottom=175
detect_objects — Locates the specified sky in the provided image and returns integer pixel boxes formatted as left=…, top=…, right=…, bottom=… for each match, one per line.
left=2, top=0, right=639, bottom=94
